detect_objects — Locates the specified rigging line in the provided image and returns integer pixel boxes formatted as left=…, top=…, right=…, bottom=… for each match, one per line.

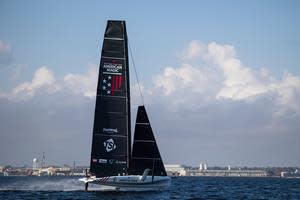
left=128, top=39, right=145, bottom=106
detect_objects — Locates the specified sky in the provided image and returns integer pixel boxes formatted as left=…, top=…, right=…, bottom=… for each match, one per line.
left=0, top=0, right=300, bottom=167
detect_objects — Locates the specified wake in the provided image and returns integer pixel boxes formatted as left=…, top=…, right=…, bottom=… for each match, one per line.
left=0, top=177, right=89, bottom=191
left=0, top=176, right=169, bottom=192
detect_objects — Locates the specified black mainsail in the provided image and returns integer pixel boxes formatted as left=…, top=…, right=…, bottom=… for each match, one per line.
left=129, top=106, right=167, bottom=176
left=90, top=20, right=131, bottom=177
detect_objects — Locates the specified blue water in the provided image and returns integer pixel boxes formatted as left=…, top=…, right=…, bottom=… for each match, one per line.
left=0, top=176, right=300, bottom=199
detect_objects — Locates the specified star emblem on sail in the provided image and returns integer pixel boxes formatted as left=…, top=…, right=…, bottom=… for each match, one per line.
left=102, top=74, right=122, bottom=95
left=103, top=138, right=116, bottom=152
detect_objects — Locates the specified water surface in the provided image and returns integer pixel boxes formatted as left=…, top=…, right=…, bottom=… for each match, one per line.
left=0, top=176, right=299, bottom=199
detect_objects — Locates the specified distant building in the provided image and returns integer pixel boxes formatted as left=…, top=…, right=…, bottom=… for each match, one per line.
left=187, top=169, right=267, bottom=177
left=33, top=158, right=38, bottom=170
left=199, top=163, right=207, bottom=171
left=41, top=152, right=46, bottom=169
left=164, top=164, right=186, bottom=176
left=199, top=163, right=203, bottom=171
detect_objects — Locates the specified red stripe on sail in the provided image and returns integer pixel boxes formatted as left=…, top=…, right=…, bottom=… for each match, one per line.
left=112, top=76, right=115, bottom=95
left=116, top=76, right=119, bottom=91
left=119, top=76, right=122, bottom=89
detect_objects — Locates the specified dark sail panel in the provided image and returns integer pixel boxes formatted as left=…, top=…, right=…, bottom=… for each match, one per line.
left=129, top=106, right=167, bottom=176
left=90, top=20, right=131, bottom=177
left=104, top=21, right=123, bottom=38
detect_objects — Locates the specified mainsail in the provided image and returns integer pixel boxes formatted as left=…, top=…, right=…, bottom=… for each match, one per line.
left=129, top=106, right=167, bottom=176
left=90, top=20, right=131, bottom=177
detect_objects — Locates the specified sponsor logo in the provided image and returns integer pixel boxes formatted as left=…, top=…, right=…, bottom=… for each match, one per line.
left=103, top=128, right=118, bottom=134
left=99, top=159, right=107, bottom=163
left=103, top=63, right=122, bottom=73
left=92, top=158, right=97, bottom=163
left=108, top=159, right=114, bottom=164
left=102, top=74, right=122, bottom=95
left=103, top=138, right=116, bottom=152
left=107, top=159, right=126, bottom=165
left=115, top=160, right=126, bottom=164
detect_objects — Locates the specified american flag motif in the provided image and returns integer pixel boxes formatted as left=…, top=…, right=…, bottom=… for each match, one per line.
left=99, top=176, right=110, bottom=182
left=102, top=74, right=122, bottom=95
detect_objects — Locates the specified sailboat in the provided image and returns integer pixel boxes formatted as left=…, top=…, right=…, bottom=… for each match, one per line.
left=79, top=20, right=171, bottom=191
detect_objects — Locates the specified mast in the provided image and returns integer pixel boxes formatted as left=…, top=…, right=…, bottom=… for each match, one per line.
left=90, top=20, right=131, bottom=177
left=123, top=21, right=131, bottom=169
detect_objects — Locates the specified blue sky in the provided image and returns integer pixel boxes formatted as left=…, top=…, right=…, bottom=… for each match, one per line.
left=0, top=1, right=300, bottom=167
left=1, top=1, right=300, bottom=83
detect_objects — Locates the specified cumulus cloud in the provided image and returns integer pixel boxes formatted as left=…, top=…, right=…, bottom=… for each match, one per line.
left=2, top=41, right=300, bottom=116
left=269, top=72, right=300, bottom=116
left=7, top=41, right=297, bottom=116
left=64, top=65, right=98, bottom=98
left=0, top=40, right=13, bottom=67
left=154, top=64, right=210, bottom=95
left=1, top=65, right=98, bottom=101
left=153, top=41, right=300, bottom=116
left=11, top=66, right=59, bottom=99
left=180, top=40, right=208, bottom=60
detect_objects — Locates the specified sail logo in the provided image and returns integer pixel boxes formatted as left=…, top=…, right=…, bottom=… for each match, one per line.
left=103, top=63, right=122, bottom=73
left=99, top=159, right=107, bottom=163
left=115, top=160, right=126, bottom=164
left=103, top=128, right=118, bottom=134
left=102, top=74, right=122, bottom=95
left=103, top=138, right=116, bottom=152
left=107, top=159, right=126, bottom=165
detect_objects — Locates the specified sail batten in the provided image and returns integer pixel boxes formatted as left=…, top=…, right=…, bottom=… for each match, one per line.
left=104, top=37, right=124, bottom=41
left=101, top=56, right=125, bottom=60
left=133, top=140, right=156, bottom=143
left=131, top=157, right=163, bottom=160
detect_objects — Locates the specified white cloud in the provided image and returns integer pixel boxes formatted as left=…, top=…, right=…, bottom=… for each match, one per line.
left=0, top=65, right=98, bottom=101
left=269, top=72, right=300, bottom=116
left=63, top=65, right=98, bottom=98
left=1, top=40, right=300, bottom=116
left=152, top=63, right=220, bottom=106
left=150, top=41, right=300, bottom=115
left=180, top=40, right=207, bottom=60
left=11, top=66, right=59, bottom=99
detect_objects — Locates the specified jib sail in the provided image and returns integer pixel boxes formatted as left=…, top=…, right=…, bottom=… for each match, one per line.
left=129, top=106, right=167, bottom=176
